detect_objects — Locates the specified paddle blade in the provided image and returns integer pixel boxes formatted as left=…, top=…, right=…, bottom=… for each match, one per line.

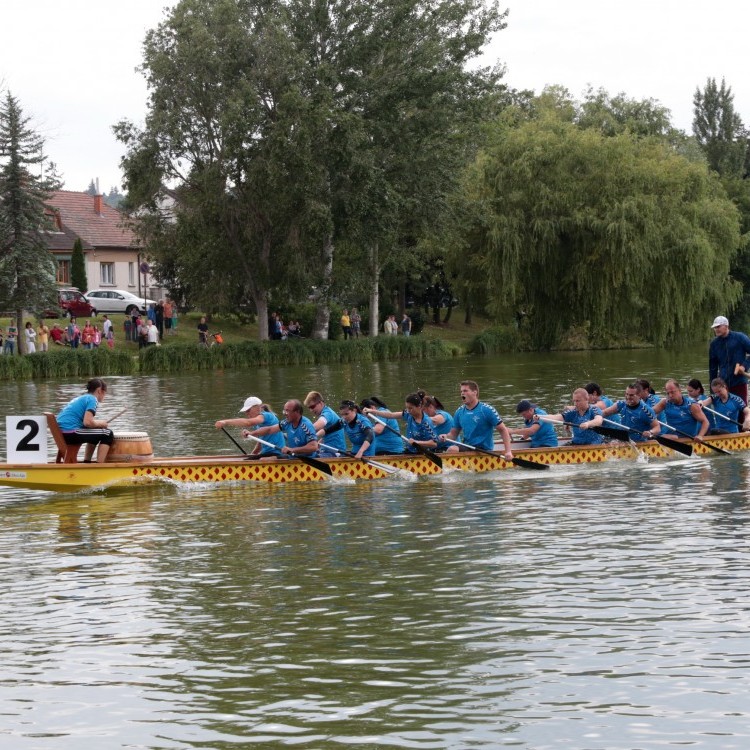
left=593, top=425, right=631, bottom=442
left=511, top=456, right=549, bottom=470
left=414, top=443, right=442, bottom=469
left=294, top=454, right=334, bottom=476
left=655, top=435, right=693, bottom=457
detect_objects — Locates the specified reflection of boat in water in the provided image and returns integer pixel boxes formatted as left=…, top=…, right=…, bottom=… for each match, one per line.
left=1, top=432, right=749, bottom=493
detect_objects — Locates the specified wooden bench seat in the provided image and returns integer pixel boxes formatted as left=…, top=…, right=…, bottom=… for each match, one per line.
left=43, top=412, right=80, bottom=463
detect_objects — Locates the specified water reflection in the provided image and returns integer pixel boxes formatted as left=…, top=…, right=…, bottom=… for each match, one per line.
left=2, top=350, right=750, bottom=747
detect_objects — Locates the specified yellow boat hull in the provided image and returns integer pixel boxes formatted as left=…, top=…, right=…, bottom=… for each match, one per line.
left=0, top=432, right=748, bottom=493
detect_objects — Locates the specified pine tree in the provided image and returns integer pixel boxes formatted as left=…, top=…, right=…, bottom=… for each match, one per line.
left=71, top=237, right=88, bottom=292
left=0, top=92, right=60, bottom=352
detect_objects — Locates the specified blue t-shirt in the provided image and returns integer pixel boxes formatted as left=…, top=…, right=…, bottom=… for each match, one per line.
left=57, top=393, right=97, bottom=431
left=319, top=405, right=346, bottom=452
left=661, top=396, right=699, bottom=437
left=431, top=409, right=454, bottom=437
left=258, top=411, right=285, bottom=455
left=524, top=408, right=558, bottom=448
left=401, top=411, right=438, bottom=453
left=706, top=393, right=746, bottom=434
left=453, top=401, right=502, bottom=450
left=279, top=415, right=319, bottom=457
left=614, top=399, right=657, bottom=442
left=343, top=414, right=375, bottom=456
left=562, top=405, right=603, bottom=445
left=371, top=408, right=405, bottom=454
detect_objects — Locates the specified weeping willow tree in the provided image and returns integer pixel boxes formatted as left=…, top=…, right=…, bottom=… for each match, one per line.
left=456, top=111, right=744, bottom=348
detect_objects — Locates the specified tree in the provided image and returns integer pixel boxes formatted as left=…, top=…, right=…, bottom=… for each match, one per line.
left=71, top=237, right=88, bottom=292
left=0, top=92, right=60, bottom=352
left=118, top=0, right=506, bottom=339
left=693, top=77, right=747, bottom=178
left=449, top=110, right=742, bottom=348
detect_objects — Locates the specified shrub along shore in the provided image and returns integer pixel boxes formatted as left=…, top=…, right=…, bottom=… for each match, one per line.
left=0, top=336, right=463, bottom=382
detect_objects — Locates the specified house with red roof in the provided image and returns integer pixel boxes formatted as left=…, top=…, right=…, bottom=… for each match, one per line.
left=45, top=190, right=160, bottom=296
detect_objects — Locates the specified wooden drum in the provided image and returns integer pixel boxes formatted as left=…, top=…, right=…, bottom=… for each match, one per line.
left=106, top=432, right=154, bottom=462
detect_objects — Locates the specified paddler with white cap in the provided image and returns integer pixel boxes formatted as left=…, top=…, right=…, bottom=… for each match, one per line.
left=215, top=396, right=285, bottom=458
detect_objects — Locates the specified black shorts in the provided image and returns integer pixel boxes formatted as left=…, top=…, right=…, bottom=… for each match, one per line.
left=62, top=428, right=115, bottom=447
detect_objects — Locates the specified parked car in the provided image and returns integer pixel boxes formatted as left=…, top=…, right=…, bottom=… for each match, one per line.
left=43, top=288, right=97, bottom=319
left=85, top=290, right=157, bottom=315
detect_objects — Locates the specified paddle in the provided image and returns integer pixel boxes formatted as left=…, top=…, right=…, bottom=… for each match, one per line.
left=656, top=420, right=731, bottom=456
left=245, top=433, right=334, bottom=476
left=222, top=426, right=249, bottom=455
left=443, top=437, right=548, bottom=470
left=366, top=413, right=443, bottom=469
left=702, top=404, right=745, bottom=430
left=319, top=442, right=399, bottom=475
left=598, top=418, right=693, bottom=457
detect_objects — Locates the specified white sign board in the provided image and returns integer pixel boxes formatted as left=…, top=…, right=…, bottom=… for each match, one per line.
left=6, top=416, right=48, bottom=464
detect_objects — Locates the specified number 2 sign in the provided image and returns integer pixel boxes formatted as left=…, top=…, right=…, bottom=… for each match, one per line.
left=6, top=416, right=48, bottom=464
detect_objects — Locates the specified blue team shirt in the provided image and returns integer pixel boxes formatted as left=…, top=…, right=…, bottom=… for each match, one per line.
left=279, top=415, right=319, bottom=457
left=258, top=411, right=285, bottom=455
left=430, top=409, right=454, bottom=437
left=453, top=401, right=502, bottom=450
left=661, top=396, right=700, bottom=437
left=706, top=393, right=746, bottom=434
left=57, top=393, right=98, bottom=431
left=371, top=408, right=405, bottom=454
left=524, top=407, right=558, bottom=447
left=613, top=399, right=657, bottom=442
left=319, top=405, right=346, bottom=452
left=343, top=414, right=376, bottom=455
left=401, top=411, right=438, bottom=453
left=562, top=405, right=604, bottom=445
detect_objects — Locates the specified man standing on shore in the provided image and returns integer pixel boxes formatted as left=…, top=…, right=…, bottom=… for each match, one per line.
left=708, top=315, right=750, bottom=404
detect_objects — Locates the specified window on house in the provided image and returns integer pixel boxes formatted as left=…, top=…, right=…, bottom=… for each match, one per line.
left=128, top=262, right=135, bottom=286
left=100, top=262, right=115, bottom=286
left=56, top=260, right=70, bottom=285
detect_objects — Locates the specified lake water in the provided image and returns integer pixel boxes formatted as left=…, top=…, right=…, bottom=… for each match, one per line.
left=1, top=346, right=749, bottom=749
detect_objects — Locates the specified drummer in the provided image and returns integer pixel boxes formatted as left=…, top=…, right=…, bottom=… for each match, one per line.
left=56, top=378, right=114, bottom=462
left=215, top=396, right=285, bottom=458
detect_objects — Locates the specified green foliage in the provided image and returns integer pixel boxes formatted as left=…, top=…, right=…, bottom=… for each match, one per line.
left=0, top=347, right=135, bottom=382
left=0, top=92, right=60, bottom=319
left=468, top=325, right=523, bottom=355
left=450, top=110, right=742, bottom=349
left=693, top=78, right=747, bottom=178
left=138, top=337, right=460, bottom=374
left=70, top=238, right=88, bottom=292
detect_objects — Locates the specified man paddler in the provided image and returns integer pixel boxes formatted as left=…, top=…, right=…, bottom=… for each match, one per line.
left=540, top=388, right=604, bottom=445
left=601, top=383, right=660, bottom=441
left=653, top=379, right=710, bottom=440
left=246, top=399, right=320, bottom=457
left=441, top=380, right=513, bottom=460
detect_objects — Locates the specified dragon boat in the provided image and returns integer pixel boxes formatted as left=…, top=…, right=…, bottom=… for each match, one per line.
left=1, top=431, right=748, bottom=493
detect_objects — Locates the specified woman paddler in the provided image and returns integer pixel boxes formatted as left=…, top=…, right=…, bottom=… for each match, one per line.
left=214, top=396, right=285, bottom=458
left=363, top=391, right=438, bottom=453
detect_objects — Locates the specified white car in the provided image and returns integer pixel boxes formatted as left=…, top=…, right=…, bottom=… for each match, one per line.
left=85, top=289, right=157, bottom=315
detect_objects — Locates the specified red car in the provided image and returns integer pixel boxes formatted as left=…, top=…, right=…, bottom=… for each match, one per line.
left=44, top=288, right=97, bottom=319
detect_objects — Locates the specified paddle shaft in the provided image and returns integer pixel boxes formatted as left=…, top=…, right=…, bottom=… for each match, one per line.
left=319, top=442, right=398, bottom=474
left=702, top=404, right=744, bottom=428
left=105, top=407, right=128, bottom=424
left=366, top=413, right=442, bottom=469
left=245, top=433, right=334, bottom=475
left=600, top=417, right=693, bottom=456
left=443, top=437, right=548, bottom=470
left=222, top=426, right=249, bottom=455
left=656, top=420, right=731, bottom=455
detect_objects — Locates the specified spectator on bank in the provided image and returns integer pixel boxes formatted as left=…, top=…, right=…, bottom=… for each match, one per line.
left=24, top=322, right=37, bottom=354
left=341, top=309, right=352, bottom=340
left=67, top=318, right=80, bottom=349
left=351, top=308, right=362, bottom=338
left=401, top=313, right=412, bottom=336
left=50, top=323, right=64, bottom=346
left=163, top=299, right=173, bottom=335
left=198, top=316, right=209, bottom=346
left=37, top=322, right=49, bottom=352
left=383, top=315, right=398, bottom=336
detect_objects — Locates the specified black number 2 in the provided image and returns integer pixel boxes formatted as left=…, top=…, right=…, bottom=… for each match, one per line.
left=16, top=419, right=41, bottom=451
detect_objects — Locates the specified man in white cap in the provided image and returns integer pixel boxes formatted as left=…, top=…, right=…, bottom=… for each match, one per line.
left=214, top=396, right=285, bottom=458
left=708, top=315, right=750, bottom=405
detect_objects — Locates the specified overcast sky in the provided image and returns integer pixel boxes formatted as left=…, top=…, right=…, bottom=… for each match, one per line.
left=2, top=1, right=748, bottom=194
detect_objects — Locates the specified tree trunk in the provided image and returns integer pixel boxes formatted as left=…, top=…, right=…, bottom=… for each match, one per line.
left=255, top=294, right=269, bottom=341
left=311, top=235, right=334, bottom=340
left=464, top=299, right=472, bottom=325
left=15, top=310, right=23, bottom=355
left=368, top=242, right=379, bottom=337
left=442, top=303, right=453, bottom=324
